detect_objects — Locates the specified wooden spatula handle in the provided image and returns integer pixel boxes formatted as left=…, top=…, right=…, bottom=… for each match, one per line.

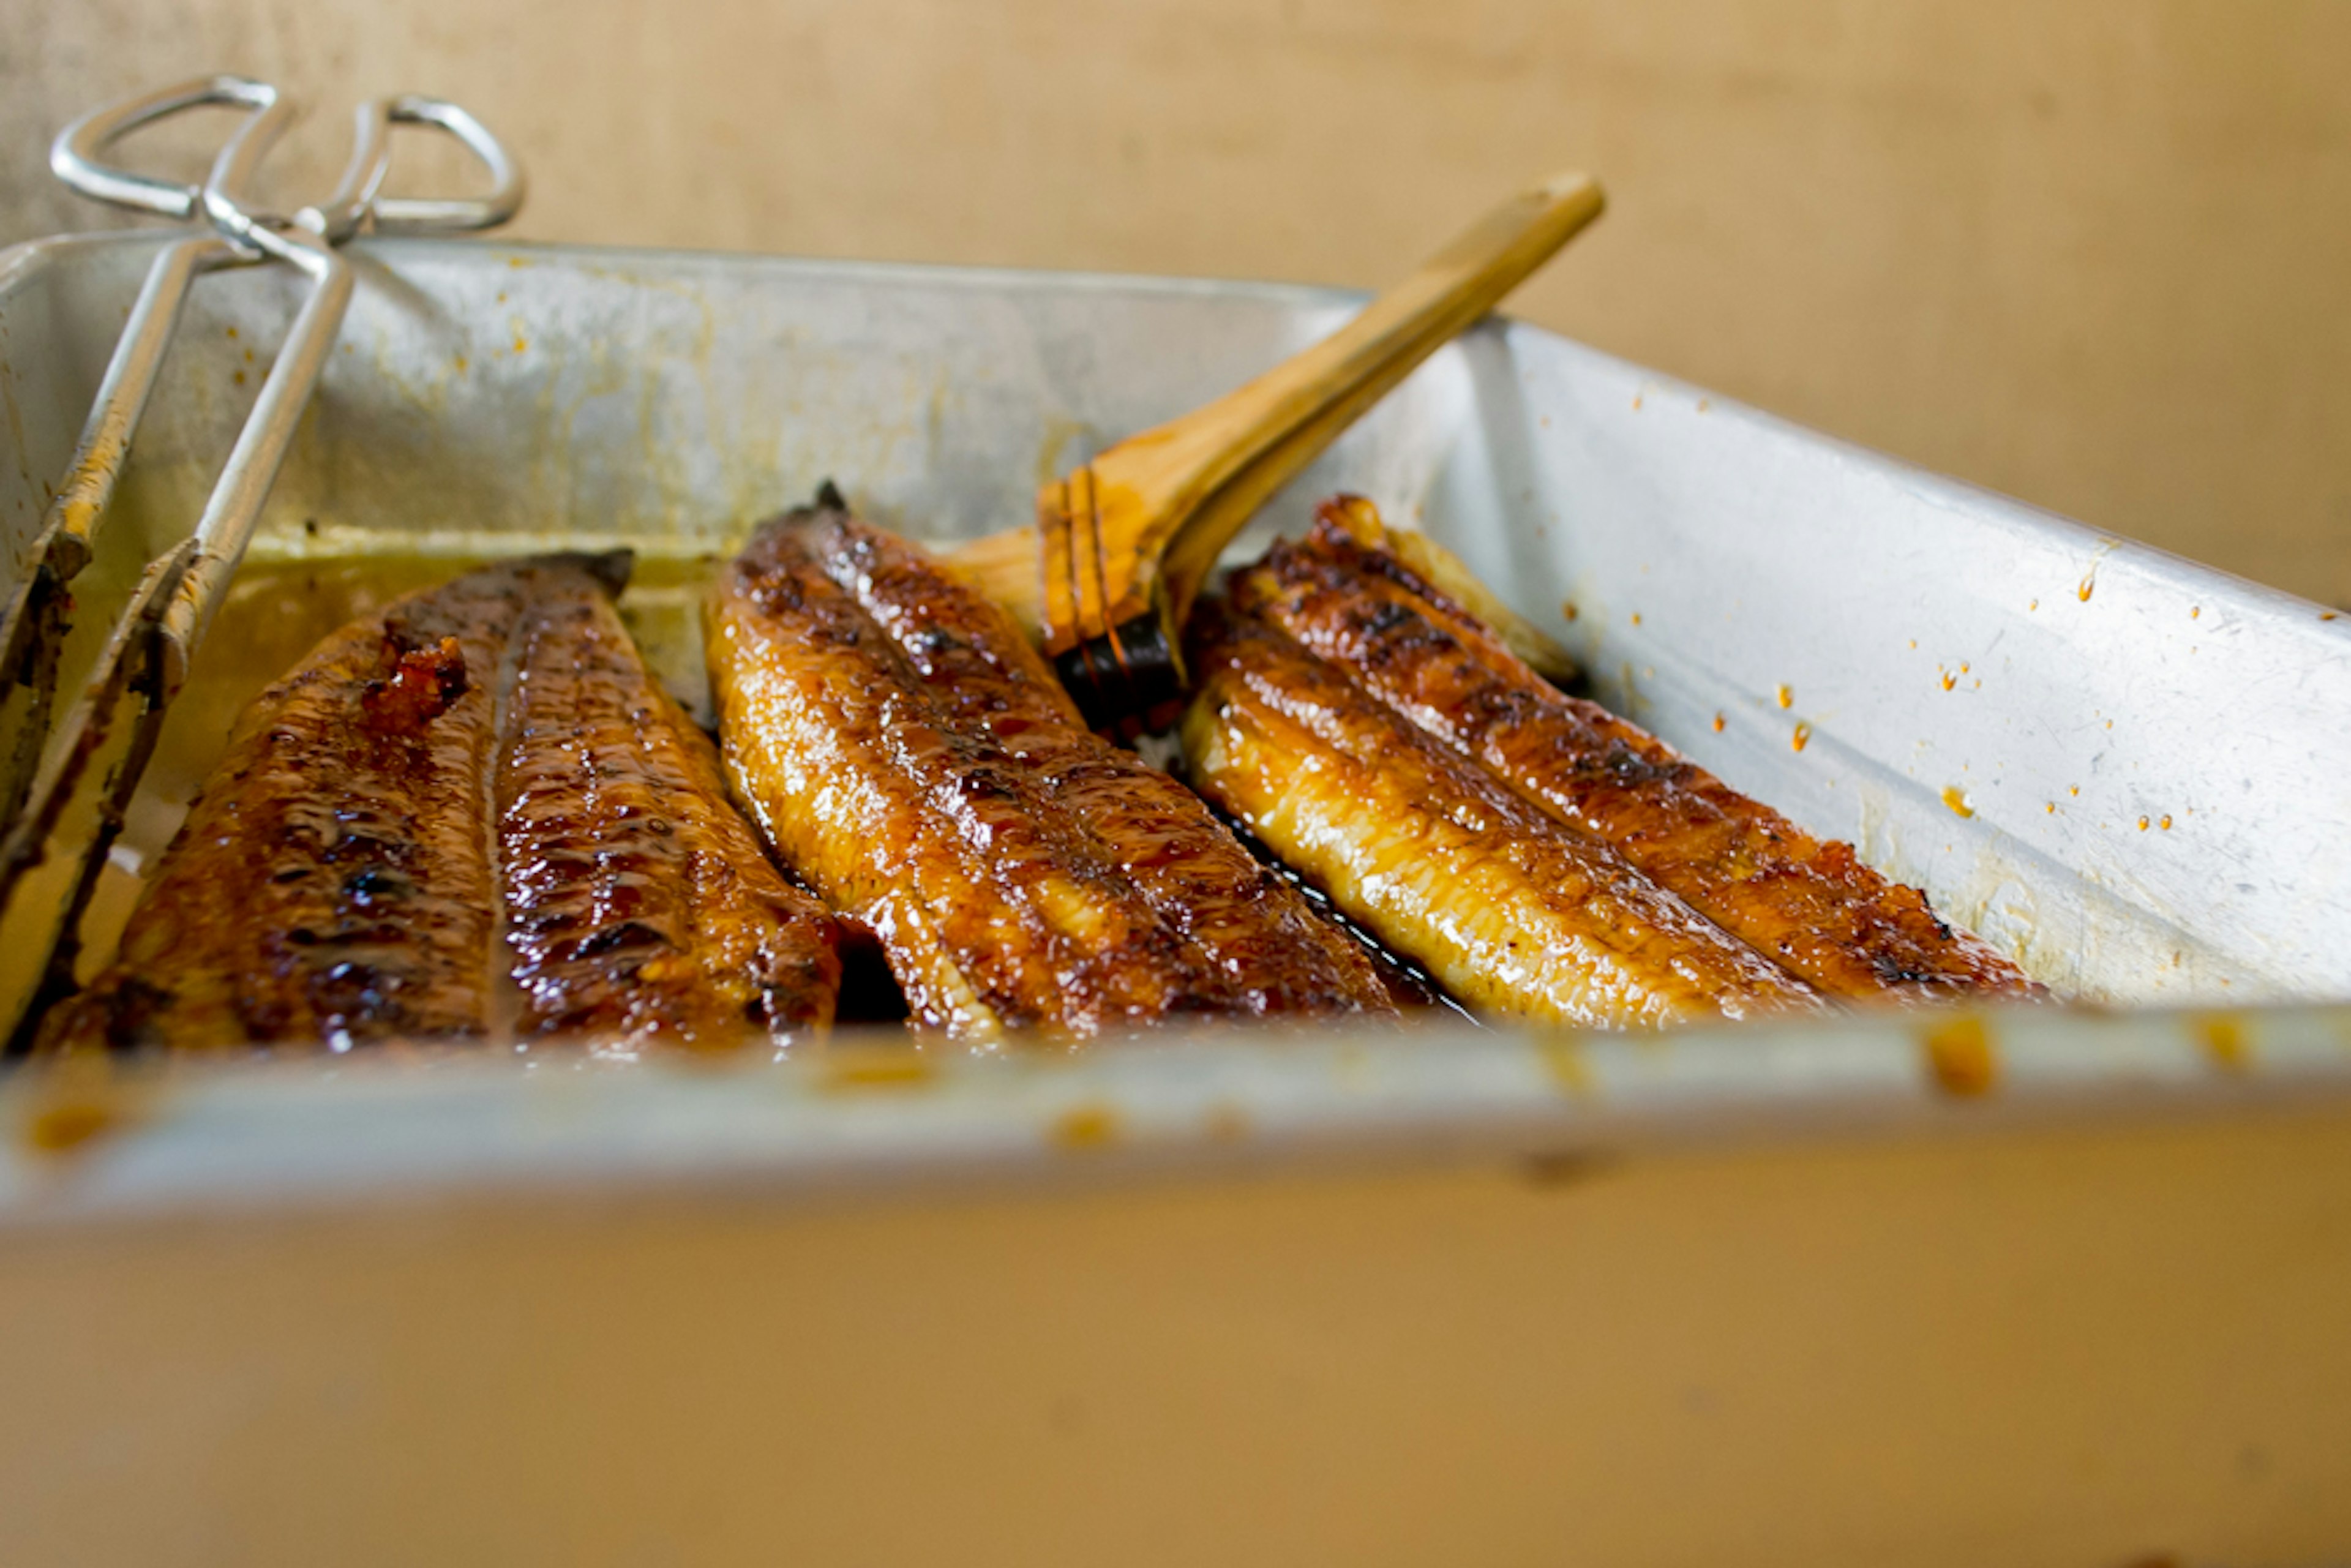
left=1018, top=170, right=1605, bottom=726
left=1116, top=171, right=1606, bottom=573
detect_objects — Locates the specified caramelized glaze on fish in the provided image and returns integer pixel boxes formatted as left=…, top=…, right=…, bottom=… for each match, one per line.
left=1184, top=601, right=1823, bottom=1027
left=42, top=553, right=839, bottom=1054
left=1224, top=503, right=2039, bottom=1005
left=706, top=500, right=1395, bottom=1041
left=498, top=572, right=839, bottom=1046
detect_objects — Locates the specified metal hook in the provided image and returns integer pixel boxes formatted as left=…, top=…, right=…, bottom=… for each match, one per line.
left=304, top=96, right=527, bottom=243
left=49, top=74, right=285, bottom=228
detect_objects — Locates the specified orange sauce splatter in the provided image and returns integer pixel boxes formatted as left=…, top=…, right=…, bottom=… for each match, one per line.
left=1711, top=713, right=1725, bottom=733
left=2194, top=1014, right=2249, bottom=1072
left=1790, top=722, right=1811, bottom=752
left=1051, top=1102, right=1123, bottom=1150
left=2159, top=814, right=2173, bottom=830
left=1922, top=1016, right=1998, bottom=1097
left=1941, top=786, right=1974, bottom=818
left=2137, top=816, right=2150, bottom=830
left=1774, top=683, right=1792, bottom=708
left=820, top=1048, right=938, bottom=1091
left=22, top=1098, right=126, bottom=1157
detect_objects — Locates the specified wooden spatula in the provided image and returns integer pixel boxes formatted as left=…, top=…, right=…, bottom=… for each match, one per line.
left=950, top=170, right=1605, bottom=728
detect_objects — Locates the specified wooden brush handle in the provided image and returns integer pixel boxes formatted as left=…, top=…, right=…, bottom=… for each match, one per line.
left=1153, top=272, right=1492, bottom=626
left=1099, top=171, right=1606, bottom=621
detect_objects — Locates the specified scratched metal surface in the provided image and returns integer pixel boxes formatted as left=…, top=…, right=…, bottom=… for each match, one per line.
left=0, top=228, right=2347, bottom=1214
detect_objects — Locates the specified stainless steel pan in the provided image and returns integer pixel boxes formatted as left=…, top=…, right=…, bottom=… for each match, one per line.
left=0, top=226, right=2342, bottom=1204
left=3, top=229, right=2348, bottom=1567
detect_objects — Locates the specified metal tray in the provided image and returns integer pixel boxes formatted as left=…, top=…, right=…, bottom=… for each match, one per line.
left=0, top=228, right=2347, bottom=1192
left=3, top=231, right=2350, bottom=1566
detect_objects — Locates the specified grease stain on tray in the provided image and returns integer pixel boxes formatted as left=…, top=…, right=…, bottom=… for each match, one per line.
left=1050, top=1101, right=1123, bottom=1151
left=1201, top=1101, right=1251, bottom=1143
left=16, top=1063, right=148, bottom=1160
left=2192, top=1013, right=2251, bottom=1071
left=2076, top=538, right=2119, bottom=602
left=1537, top=1033, right=1598, bottom=1098
left=1921, top=1015, right=1998, bottom=1097
left=819, top=1048, right=939, bottom=1092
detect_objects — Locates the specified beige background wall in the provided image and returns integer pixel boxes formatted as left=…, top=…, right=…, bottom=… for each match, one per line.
left=3, top=1, right=2346, bottom=605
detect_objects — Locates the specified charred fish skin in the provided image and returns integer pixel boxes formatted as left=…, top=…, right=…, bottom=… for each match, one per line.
left=705, top=502, right=1395, bottom=1042
left=804, top=512, right=1395, bottom=1020
left=709, top=516, right=1187, bottom=1039
left=1182, top=601, right=1823, bottom=1028
left=37, top=565, right=533, bottom=1053
left=1232, top=514, right=2040, bottom=1003
left=497, top=572, right=840, bottom=1050
left=42, top=552, right=841, bottom=1056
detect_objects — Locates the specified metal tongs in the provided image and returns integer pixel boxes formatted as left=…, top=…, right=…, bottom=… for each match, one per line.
left=0, top=77, right=522, bottom=1042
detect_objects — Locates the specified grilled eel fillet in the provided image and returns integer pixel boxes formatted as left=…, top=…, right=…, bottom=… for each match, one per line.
left=1184, top=601, right=1822, bottom=1027
left=40, top=553, right=839, bottom=1054
left=1207, top=503, right=2040, bottom=1007
left=705, top=500, right=1397, bottom=1041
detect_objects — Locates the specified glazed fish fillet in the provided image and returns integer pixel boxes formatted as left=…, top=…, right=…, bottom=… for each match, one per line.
left=41, top=553, right=839, bottom=1054
left=1215, top=501, right=2039, bottom=1005
left=705, top=497, right=1396, bottom=1041
left=495, top=565, right=841, bottom=1045
left=1183, top=601, right=1823, bottom=1027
